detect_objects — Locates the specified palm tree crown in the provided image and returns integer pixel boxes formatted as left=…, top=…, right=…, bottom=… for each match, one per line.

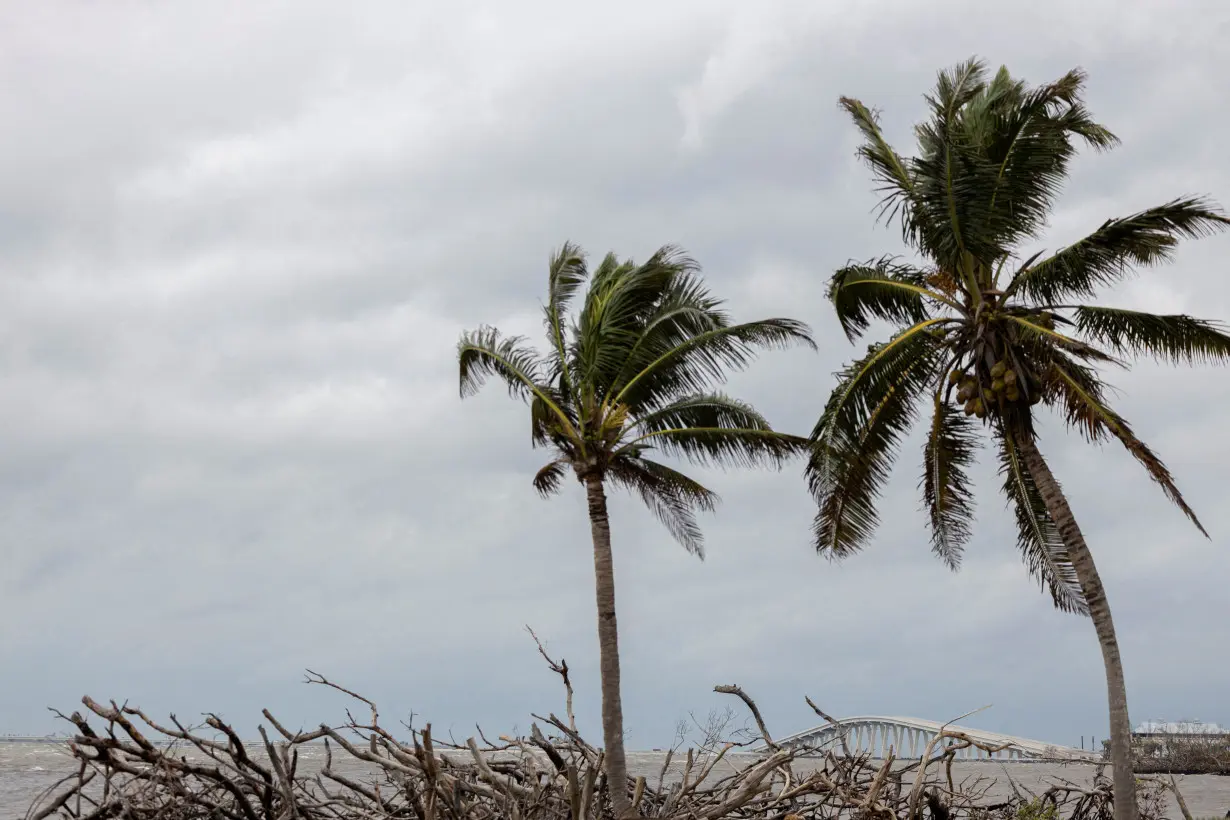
left=460, top=243, right=815, bottom=551
left=809, top=59, right=1230, bottom=612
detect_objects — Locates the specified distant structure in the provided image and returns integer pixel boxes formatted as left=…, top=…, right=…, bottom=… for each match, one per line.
left=750, top=716, right=1098, bottom=761
left=1133, top=719, right=1229, bottom=737
left=1132, top=719, right=1229, bottom=757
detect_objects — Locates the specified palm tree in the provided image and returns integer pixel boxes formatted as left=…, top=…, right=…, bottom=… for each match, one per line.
left=459, top=243, right=813, bottom=816
left=808, top=59, right=1230, bottom=820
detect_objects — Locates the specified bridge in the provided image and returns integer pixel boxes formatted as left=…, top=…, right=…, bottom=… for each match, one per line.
left=752, top=717, right=1100, bottom=762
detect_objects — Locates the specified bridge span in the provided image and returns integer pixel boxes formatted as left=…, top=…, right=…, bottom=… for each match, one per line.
left=752, top=717, right=1100, bottom=761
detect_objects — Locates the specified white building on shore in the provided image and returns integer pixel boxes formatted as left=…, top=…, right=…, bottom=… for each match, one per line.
left=1133, top=720, right=1228, bottom=736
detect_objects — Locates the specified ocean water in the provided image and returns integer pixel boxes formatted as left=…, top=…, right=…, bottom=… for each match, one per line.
left=2, top=742, right=1227, bottom=819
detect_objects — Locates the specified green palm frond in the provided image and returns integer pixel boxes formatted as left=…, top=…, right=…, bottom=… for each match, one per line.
left=613, top=318, right=814, bottom=412
left=910, top=60, right=1120, bottom=266
left=1008, top=198, right=1230, bottom=304
left=531, top=392, right=577, bottom=448
left=972, top=68, right=1117, bottom=250
left=838, top=96, right=927, bottom=247
left=921, top=395, right=979, bottom=569
left=809, top=324, right=943, bottom=556
left=1005, top=315, right=1120, bottom=364
left=542, top=242, right=588, bottom=390
left=458, top=326, right=548, bottom=401
left=574, top=246, right=700, bottom=394
left=911, top=58, right=991, bottom=266
left=1043, top=355, right=1117, bottom=439
left=812, top=319, right=947, bottom=447
left=460, top=326, right=581, bottom=447
left=627, top=393, right=771, bottom=437
left=606, top=456, right=718, bottom=556
left=632, top=427, right=808, bottom=471
left=605, top=275, right=728, bottom=397
left=996, top=425, right=1088, bottom=615
left=828, top=259, right=953, bottom=341
left=1048, top=360, right=1207, bottom=536
left=532, top=459, right=569, bottom=498
left=926, top=57, right=988, bottom=121
left=1073, top=307, right=1230, bottom=365
left=809, top=357, right=934, bottom=558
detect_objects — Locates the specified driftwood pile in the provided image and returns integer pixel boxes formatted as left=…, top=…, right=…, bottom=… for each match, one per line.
left=26, top=638, right=1182, bottom=820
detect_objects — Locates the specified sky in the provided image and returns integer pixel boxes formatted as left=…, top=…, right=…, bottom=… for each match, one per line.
left=1, top=0, right=1228, bottom=751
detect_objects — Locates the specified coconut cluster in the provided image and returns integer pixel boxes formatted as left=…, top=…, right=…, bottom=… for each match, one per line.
left=948, top=358, right=1041, bottom=418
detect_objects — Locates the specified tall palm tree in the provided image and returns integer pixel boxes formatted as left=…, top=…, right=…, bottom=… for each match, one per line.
left=808, top=59, right=1230, bottom=820
left=459, top=243, right=813, bottom=816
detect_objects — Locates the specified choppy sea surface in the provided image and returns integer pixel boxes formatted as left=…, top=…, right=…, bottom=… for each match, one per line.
left=2, top=741, right=1227, bottom=820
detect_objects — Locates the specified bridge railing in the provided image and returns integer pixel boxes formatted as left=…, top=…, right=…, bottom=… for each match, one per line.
left=751, top=717, right=1100, bottom=762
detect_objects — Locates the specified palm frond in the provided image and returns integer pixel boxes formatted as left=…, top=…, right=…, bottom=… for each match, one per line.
left=1048, top=361, right=1207, bottom=536
left=1005, top=314, right=1120, bottom=365
left=633, top=427, right=808, bottom=471
left=542, top=242, right=588, bottom=390
left=1073, top=306, right=1230, bottom=365
left=921, top=395, right=979, bottom=569
left=811, top=319, right=946, bottom=447
left=532, top=459, right=569, bottom=498
left=910, top=58, right=990, bottom=266
left=974, top=68, right=1118, bottom=250
left=996, top=425, right=1089, bottom=615
left=604, top=274, right=728, bottom=398
left=458, top=326, right=579, bottom=442
left=926, top=57, right=988, bottom=122
left=531, top=393, right=577, bottom=449
left=1008, top=198, right=1230, bottom=304
left=828, top=258, right=951, bottom=341
left=627, top=393, right=771, bottom=438
left=458, top=326, right=547, bottom=400
left=606, top=456, right=718, bottom=557
left=838, top=96, right=922, bottom=242
left=808, top=322, right=943, bottom=557
left=574, top=245, right=699, bottom=394
left=613, top=318, right=814, bottom=413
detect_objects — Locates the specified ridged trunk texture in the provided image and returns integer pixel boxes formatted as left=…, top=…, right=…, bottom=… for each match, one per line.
left=1017, top=434, right=1138, bottom=820
left=584, top=474, right=631, bottom=817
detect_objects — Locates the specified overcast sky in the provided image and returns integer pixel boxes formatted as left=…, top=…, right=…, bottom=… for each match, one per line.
left=1, top=1, right=1228, bottom=751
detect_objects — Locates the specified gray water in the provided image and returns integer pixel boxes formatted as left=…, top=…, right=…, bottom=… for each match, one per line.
left=3, top=742, right=1227, bottom=820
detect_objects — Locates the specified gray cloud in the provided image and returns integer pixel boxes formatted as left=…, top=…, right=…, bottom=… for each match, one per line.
left=1, top=0, right=1228, bottom=751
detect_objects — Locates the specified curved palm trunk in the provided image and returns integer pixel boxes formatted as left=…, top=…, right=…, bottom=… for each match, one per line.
left=583, top=474, right=631, bottom=818
left=1017, top=434, right=1138, bottom=820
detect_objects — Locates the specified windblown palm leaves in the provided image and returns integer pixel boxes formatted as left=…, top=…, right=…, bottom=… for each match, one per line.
left=809, top=59, right=1230, bottom=613
left=459, top=243, right=815, bottom=554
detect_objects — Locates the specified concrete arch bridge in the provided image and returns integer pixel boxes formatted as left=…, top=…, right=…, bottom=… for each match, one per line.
left=754, top=717, right=1100, bottom=761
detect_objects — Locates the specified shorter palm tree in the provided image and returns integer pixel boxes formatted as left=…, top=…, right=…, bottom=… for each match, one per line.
left=459, top=243, right=813, bottom=816
left=808, top=59, right=1230, bottom=820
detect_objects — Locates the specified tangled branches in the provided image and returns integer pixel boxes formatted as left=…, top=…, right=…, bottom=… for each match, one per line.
left=26, top=640, right=1179, bottom=820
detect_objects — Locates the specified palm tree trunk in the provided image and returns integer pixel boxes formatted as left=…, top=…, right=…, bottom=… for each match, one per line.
left=583, top=473, right=631, bottom=818
left=1017, top=434, right=1138, bottom=820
